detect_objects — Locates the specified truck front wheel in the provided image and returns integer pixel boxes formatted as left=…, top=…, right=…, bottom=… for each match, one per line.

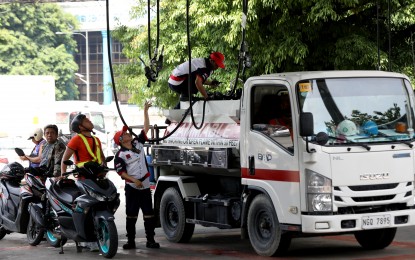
left=247, top=194, right=291, bottom=256
left=354, top=227, right=397, bottom=249
left=160, top=187, right=195, bottom=243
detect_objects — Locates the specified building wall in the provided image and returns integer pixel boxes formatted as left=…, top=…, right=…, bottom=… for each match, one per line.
left=58, top=0, right=143, bottom=104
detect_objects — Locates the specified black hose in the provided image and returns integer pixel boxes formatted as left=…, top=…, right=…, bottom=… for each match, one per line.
left=186, top=0, right=206, bottom=130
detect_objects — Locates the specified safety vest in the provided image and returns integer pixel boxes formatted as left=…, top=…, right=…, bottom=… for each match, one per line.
left=76, top=134, right=102, bottom=167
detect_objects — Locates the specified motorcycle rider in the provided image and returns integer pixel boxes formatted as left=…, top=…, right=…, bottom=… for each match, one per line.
left=20, top=128, right=46, bottom=167
left=60, top=113, right=105, bottom=252
left=113, top=101, right=160, bottom=249
left=40, top=124, right=66, bottom=177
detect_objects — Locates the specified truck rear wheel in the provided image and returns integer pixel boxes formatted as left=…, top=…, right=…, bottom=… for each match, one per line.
left=160, top=187, right=195, bottom=243
left=354, top=227, right=396, bottom=249
left=247, top=194, right=291, bottom=256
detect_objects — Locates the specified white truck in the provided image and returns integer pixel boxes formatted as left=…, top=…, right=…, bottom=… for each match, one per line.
left=151, top=70, right=415, bottom=256
left=54, top=100, right=108, bottom=146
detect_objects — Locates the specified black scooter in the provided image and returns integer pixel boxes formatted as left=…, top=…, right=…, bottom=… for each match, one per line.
left=13, top=148, right=68, bottom=247
left=40, top=157, right=120, bottom=258
left=0, top=148, right=46, bottom=244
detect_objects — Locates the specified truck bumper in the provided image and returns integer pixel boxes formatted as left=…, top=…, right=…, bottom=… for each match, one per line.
left=301, top=209, right=415, bottom=233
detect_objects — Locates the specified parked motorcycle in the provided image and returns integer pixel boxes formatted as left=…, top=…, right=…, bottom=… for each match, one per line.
left=12, top=147, right=68, bottom=247
left=0, top=146, right=52, bottom=245
left=0, top=161, right=28, bottom=240
left=39, top=157, right=120, bottom=258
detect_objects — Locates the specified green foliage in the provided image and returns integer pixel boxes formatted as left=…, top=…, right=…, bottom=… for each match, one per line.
left=350, top=104, right=401, bottom=126
left=0, top=3, right=79, bottom=100
left=112, top=0, right=415, bottom=109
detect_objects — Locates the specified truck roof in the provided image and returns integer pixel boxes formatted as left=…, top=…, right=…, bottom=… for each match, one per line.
left=252, top=70, right=410, bottom=84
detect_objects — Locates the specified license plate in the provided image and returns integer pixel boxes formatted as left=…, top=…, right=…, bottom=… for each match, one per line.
left=362, top=215, right=391, bottom=229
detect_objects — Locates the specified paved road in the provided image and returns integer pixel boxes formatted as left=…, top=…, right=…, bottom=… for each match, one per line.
left=2, top=172, right=415, bottom=259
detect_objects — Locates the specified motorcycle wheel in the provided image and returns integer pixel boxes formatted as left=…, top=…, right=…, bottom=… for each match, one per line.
left=46, top=230, right=67, bottom=248
left=0, top=225, right=7, bottom=240
left=27, top=215, right=45, bottom=246
left=96, top=219, right=118, bottom=258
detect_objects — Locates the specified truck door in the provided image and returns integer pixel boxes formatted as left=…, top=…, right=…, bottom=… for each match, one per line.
left=243, top=82, right=301, bottom=224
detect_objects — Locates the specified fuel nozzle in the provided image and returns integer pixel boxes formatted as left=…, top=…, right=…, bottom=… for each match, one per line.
left=156, top=46, right=164, bottom=72
left=139, top=56, right=157, bottom=84
left=240, top=41, right=252, bottom=68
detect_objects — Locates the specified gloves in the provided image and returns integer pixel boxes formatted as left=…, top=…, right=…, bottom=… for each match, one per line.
left=211, top=79, right=221, bottom=87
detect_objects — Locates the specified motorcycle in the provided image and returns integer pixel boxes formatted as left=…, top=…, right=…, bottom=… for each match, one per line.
left=40, top=157, right=120, bottom=258
left=0, top=148, right=47, bottom=244
left=13, top=147, right=68, bottom=247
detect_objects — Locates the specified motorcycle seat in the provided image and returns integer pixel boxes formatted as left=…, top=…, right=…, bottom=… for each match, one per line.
left=5, top=181, right=21, bottom=196
left=52, top=179, right=82, bottom=204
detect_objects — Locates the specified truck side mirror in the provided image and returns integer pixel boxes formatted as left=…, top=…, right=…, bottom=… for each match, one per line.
left=300, top=112, right=314, bottom=136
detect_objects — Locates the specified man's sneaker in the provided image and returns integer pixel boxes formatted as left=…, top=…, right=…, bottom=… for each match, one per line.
left=123, top=242, right=136, bottom=250
left=146, top=241, right=160, bottom=249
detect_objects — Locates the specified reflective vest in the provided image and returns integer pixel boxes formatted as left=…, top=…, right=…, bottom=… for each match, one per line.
left=76, top=134, right=102, bottom=167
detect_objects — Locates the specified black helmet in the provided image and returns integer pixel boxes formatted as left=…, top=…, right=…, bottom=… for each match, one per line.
left=71, top=113, right=86, bottom=133
left=0, top=162, right=25, bottom=180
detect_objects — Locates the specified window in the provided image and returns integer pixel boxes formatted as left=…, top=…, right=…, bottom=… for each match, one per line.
left=251, top=85, right=294, bottom=150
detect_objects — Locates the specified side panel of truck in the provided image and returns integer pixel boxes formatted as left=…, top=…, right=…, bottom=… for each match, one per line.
left=241, top=79, right=301, bottom=225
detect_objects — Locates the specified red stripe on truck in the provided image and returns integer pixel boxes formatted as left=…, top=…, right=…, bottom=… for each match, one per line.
left=241, top=168, right=300, bottom=182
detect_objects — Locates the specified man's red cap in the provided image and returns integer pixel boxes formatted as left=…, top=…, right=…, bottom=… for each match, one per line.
left=210, top=52, right=225, bottom=69
left=113, top=125, right=128, bottom=146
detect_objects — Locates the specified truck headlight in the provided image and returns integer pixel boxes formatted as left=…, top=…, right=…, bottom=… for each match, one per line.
left=306, top=169, right=332, bottom=212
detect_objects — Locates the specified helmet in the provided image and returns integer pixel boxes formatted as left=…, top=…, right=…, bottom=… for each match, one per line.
left=81, top=161, right=106, bottom=179
left=28, top=128, right=43, bottom=142
left=362, top=120, right=378, bottom=136
left=336, top=120, right=358, bottom=136
left=0, top=162, right=25, bottom=180
left=71, top=114, right=86, bottom=133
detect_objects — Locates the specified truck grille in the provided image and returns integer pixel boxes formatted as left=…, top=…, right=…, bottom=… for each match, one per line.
left=333, top=182, right=413, bottom=215
left=348, top=183, right=398, bottom=191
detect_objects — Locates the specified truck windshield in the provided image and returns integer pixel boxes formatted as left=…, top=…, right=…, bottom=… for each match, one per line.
left=298, top=77, right=414, bottom=144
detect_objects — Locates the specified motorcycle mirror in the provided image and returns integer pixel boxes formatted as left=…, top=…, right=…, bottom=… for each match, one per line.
left=105, top=156, right=114, bottom=162
left=63, top=160, right=74, bottom=166
left=14, top=148, right=25, bottom=157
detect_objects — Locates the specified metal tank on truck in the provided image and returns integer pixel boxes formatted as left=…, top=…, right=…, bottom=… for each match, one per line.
left=151, top=70, right=415, bottom=256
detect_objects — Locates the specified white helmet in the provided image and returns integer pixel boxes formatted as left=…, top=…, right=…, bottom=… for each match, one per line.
left=336, top=120, right=358, bottom=136
left=28, top=128, right=43, bottom=142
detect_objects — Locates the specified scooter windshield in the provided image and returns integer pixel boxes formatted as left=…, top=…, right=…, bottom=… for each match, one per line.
left=298, top=77, right=414, bottom=144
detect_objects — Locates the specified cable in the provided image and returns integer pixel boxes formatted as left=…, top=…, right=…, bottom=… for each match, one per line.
left=388, top=0, right=391, bottom=71
left=376, top=1, right=380, bottom=70
left=185, top=0, right=206, bottom=130
left=106, top=0, right=129, bottom=132
left=224, top=0, right=249, bottom=99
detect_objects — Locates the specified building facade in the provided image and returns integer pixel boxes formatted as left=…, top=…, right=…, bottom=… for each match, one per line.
left=58, top=0, right=143, bottom=104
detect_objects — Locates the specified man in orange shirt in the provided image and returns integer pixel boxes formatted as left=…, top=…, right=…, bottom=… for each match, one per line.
left=60, top=113, right=105, bottom=252
left=61, top=114, right=105, bottom=174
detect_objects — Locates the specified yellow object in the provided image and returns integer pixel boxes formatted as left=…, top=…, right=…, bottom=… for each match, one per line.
left=76, top=134, right=102, bottom=167
left=32, top=116, right=39, bottom=125
left=299, top=82, right=312, bottom=93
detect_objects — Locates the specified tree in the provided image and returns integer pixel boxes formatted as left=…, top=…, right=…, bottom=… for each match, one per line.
left=112, top=0, right=415, bottom=109
left=0, top=3, right=80, bottom=100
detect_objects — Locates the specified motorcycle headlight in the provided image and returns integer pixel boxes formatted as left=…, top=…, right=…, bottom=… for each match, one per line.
left=306, top=169, right=332, bottom=212
left=86, top=188, right=106, bottom=202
